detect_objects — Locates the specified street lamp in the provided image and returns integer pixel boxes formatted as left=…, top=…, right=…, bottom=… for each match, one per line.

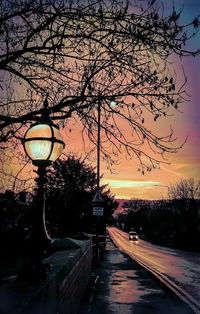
left=23, top=102, right=64, bottom=166
left=21, top=98, right=64, bottom=279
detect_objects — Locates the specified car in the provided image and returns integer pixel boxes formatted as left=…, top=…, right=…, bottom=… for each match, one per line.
left=129, top=231, right=138, bottom=241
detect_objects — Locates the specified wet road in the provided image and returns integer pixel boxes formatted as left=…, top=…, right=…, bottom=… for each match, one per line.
left=78, top=235, right=194, bottom=314
left=108, top=227, right=200, bottom=312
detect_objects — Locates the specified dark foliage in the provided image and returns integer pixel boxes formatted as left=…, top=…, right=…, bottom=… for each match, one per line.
left=118, top=197, right=200, bottom=251
left=45, top=156, right=118, bottom=237
left=0, top=190, right=33, bottom=251
left=0, top=156, right=118, bottom=249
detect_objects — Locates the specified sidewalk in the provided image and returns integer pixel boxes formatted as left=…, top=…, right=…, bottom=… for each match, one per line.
left=78, top=235, right=194, bottom=314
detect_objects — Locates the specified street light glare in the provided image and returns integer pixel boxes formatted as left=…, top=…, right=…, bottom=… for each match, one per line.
left=110, top=100, right=117, bottom=107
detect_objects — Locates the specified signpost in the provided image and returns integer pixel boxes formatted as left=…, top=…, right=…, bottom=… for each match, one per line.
left=92, top=191, right=105, bottom=263
left=92, top=192, right=104, bottom=216
left=92, top=191, right=104, bottom=203
left=93, top=206, right=104, bottom=216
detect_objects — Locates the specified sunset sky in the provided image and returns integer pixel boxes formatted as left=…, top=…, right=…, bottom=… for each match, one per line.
left=1, top=0, right=199, bottom=201
left=65, top=0, right=200, bottom=200
left=107, top=0, right=200, bottom=200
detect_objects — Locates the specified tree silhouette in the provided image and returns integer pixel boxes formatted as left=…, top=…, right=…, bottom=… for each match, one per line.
left=117, top=196, right=200, bottom=250
left=0, top=0, right=199, bottom=172
left=45, top=155, right=117, bottom=237
left=168, top=178, right=200, bottom=200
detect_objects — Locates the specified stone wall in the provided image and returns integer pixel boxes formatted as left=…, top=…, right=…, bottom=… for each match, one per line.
left=0, top=238, right=92, bottom=314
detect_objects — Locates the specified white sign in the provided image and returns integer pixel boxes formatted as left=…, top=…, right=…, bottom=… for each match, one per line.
left=93, top=206, right=104, bottom=216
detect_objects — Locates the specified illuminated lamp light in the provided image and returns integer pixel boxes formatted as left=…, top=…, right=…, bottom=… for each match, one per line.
left=22, top=100, right=64, bottom=166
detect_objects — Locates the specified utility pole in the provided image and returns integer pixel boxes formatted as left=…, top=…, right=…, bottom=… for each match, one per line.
left=97, top=92, right=101, bottom=192
left=92, top=93, right=105, bottom=264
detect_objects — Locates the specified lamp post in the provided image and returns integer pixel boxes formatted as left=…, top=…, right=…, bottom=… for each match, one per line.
left=92, top=94, right=117, bottom=262
left=21, top=98, right=64, bottom=278
left=96, top=94, right=117, bottom=191
left=92, top=93, right=104, bottom=207
left=97, top=93, right=101, bottom=193
left=91, top=93, right=104, bottom=262
left=92, top=94, right=117, bottom=211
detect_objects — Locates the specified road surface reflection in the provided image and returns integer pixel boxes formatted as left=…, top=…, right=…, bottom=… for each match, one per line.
left=108, top=227, right=200, bottom=307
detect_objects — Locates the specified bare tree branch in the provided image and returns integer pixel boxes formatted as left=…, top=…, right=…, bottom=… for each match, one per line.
left=0, top=0, right=199, bottom=173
